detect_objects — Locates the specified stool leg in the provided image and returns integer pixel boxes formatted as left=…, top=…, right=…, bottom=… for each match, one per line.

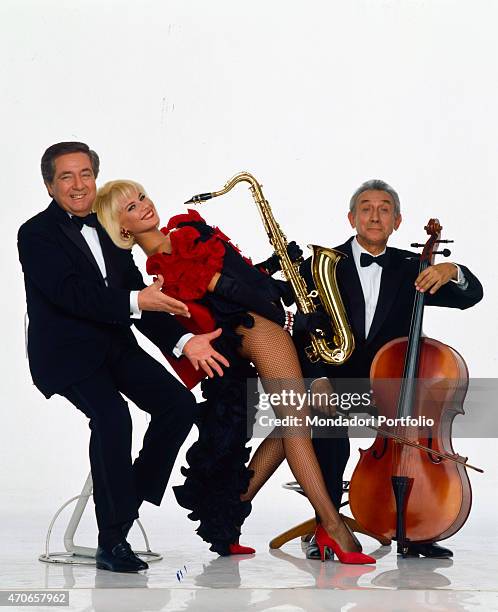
left=269, top=518, right=317, bottom=549
left=341, top=514, right=391, bottom=546
left=271, top=481, right=392, bottom=551
left=39, top=472, right=163, bottom=565
left=269, top=515, right=391, bottom=550
left=64, top=473, right=95, bottom=557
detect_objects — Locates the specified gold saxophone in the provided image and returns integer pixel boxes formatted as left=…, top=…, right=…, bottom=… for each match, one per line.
left=184, top=171, right=354, bottom=364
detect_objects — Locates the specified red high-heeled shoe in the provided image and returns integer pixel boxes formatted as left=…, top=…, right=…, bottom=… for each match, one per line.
left=229, top=541, right=255, bottom=555
left=315, top=525, right=375, bottom=565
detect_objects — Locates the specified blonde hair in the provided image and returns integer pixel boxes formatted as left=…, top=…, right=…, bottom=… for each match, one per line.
left=94, top=179, right=146, bottom=249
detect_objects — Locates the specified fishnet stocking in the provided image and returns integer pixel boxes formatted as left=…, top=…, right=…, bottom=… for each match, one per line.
left=240, top=435, right=285, bottom=502
left=237, top=313, right=354, bottom=549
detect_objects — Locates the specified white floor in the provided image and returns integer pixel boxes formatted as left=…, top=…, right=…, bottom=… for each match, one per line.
left=1, top=511, right=497, bottom=612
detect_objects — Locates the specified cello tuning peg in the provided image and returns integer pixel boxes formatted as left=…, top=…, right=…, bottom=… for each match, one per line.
left=433, top=249, right=452, bottom=257
left=410, top=243, right=425, bottom=248
left=436, top=239, right=454, bottom=244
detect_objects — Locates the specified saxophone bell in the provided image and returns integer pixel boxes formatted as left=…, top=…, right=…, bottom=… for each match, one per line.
left=306, top=244, right=355, bottom=364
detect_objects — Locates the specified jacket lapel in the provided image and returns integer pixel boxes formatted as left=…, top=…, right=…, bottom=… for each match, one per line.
left=336, top=238, right=366, bottom=341
left=366, top=247, right=405, bottom=343
left=97, top=224, right=118, bottom=287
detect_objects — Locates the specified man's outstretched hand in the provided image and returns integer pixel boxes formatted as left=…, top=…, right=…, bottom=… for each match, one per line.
left=138, top=274, right=190, bottom=316
left=183, top=328, right=230, bottom=378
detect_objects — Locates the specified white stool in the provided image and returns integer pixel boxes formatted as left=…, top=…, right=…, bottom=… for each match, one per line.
left=38, top=473, right=163, bottom=565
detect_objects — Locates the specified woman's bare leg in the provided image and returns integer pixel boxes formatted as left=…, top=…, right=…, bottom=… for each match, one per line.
left=237, top=313, right=357, bottom=552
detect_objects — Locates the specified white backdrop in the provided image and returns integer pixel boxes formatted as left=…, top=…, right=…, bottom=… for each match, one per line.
left=1, top=0, right=497, bottom=540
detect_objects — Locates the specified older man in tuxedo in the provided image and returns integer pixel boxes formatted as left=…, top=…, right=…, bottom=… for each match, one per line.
left=297, top=179, right=483, bottom=559
left=18, top=142, right=228, bottom=572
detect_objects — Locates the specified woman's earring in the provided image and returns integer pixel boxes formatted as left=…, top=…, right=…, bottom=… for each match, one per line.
left=120, top=228, right=131, bottom=239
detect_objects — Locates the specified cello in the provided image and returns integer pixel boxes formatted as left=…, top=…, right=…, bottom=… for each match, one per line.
left=348, top=219, right=482, bottom=556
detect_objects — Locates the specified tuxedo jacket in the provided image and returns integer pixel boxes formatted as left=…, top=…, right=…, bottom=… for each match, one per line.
left=18, top=200, right=188, bottom=398
left=297, top=236, right=484, bottom=380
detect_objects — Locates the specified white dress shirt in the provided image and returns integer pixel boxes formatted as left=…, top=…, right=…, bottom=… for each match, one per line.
left=351, top=237, right=384, bottom=337
left=78, top=222, right=141, bottom=317
left=351, top=236, right=467, bottom=338
left=74, top=217, right=191, bottom=354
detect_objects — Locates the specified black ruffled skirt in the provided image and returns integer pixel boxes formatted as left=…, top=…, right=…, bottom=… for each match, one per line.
left=173, top=308, right=259, bottom=556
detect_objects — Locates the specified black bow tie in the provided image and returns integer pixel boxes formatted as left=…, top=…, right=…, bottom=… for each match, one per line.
left=360, top=252, right=387, bottom=268
left=72, top=213, right=98, bottom=230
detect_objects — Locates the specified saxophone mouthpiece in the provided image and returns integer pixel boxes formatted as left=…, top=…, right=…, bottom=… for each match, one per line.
left=184, top=192, right=214, bottom=205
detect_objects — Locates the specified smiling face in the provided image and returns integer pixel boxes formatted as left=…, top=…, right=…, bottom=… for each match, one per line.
left=117, top=189, right=160, bottom=237
left=45, top=152, right=97, bottom=217
left=348, top=189, right=402, bottom=252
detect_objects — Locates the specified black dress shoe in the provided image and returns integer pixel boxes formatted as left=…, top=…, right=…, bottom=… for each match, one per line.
left=404, top=542, right=453, bottom=558
left=306, top=521, right=363, bottom=560
left=96, top=541, right=149, bottom=572
left=306, top=535, right=333, bottom=560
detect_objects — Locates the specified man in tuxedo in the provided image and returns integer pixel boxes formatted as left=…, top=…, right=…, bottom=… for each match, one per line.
left=297, top=179, right=483, bottom=559
left=18, top=142, right=228, bottom=572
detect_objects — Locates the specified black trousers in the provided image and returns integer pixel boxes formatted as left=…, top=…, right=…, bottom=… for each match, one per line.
left=312, top=433, right=350, bottom=511
left=310, top=377, right=358, bottom=515
left=59, top=333, right=196, bottom=531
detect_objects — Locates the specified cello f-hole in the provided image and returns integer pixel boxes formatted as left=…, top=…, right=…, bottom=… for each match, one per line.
left=426, top=432, right=443, bottom=464
left=372, top=437, right=388, bottom=460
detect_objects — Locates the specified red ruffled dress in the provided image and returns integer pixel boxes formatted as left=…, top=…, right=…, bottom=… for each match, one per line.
left=146, top=209, right=273, bottom=555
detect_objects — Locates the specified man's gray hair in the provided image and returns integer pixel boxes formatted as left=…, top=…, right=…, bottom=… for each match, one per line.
left=349, top=179, right=401, bottom=216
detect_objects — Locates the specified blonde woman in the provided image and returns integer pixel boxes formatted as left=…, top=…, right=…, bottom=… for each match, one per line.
left=94, top=180, right=375, bottom=564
